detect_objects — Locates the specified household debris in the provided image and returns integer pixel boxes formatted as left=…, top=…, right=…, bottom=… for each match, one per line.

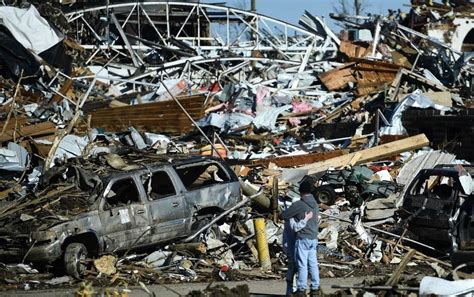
left=0, top=0, right=472, bottom=295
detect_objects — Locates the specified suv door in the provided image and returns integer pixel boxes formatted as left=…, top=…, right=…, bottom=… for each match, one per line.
left=173, top=160, right=237, bottom=228
left=402, top=172, right=459, bottom=244
left=141, top=168, right=187, bottom=243
left=99, top=176, right=151, bottom=252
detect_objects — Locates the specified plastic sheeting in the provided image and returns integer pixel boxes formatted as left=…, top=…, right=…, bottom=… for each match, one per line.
left=380, top=90, right=452, bottom=136
left=50, top=135, right=91, bottom=167
left=0, top=31, right=40, bottom=80
left=254, top=105, right=292, bottom=131
left=0, top=5, right=63, bottom=54
left=0, top=142, right=29, bottom=172
left=419, top=276, right=474, bottom=296
left=197, top=112, right=254, bottom=131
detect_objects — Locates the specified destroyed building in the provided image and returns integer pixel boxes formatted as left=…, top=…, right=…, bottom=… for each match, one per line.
left=0, top=0, right=473, bottom=296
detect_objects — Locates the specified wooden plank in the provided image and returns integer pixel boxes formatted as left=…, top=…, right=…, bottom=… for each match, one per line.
left=385, top=249, right=416, bottom=286
left=319, top=59, right=399, bottom=95
left=302, top=134, right=430, bottom=174
left=91, top=103, right=205, bottom=114
left=90, top=108, right=204, bottom=118
left=319, top=64, right=355, bottom=91
left=387, top=68, right=449, bottom=103
left=339, top=41, right=370, bottom=59
left=351, top=58, right=403, bottom=69
left=227, top=150, right=347, bottom=167
left=89, top=95, right=206, bottom=135
left=51, top=79, right=74, bottom=103
left=0, top=121, right=56, bottom=142
left=96, top=126, right=186, bottom=134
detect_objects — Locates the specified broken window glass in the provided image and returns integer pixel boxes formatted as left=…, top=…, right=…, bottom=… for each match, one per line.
left=105, top=178, right=140, bottom=207
left=142, top=171, right=176, bottom=200
left=409, top=175, right=455, bottom=200
left=175, top=162, right=230, bottom=190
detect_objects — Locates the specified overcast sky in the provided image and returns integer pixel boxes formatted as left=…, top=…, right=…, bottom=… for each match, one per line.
left=207, top=0, right=409, bottom=31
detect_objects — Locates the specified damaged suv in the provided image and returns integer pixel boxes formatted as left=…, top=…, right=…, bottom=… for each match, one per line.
left=398, top=164, right=474, bottom=268
left=0, top=154, right=241, bottom=278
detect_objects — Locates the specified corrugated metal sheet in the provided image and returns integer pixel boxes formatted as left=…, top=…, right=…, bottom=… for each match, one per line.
left=397, top=151, right=457, bottom=186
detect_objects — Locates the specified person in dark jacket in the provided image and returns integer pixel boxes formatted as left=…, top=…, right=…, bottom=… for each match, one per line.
left=282, top=210, right=313, bottom=296
left=281, top=181, right=320, bottom=296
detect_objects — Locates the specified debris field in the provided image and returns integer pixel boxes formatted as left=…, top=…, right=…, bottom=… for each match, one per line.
left=0, top=0, right=473, bottom=296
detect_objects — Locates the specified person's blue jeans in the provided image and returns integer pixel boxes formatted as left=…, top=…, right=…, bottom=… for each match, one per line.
left=295, top=238, right=319, bottom=291
left=285, top=255, right=296, bottom=296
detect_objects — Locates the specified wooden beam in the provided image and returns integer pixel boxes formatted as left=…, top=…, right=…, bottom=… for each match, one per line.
left=89, top=95, right=206, bottom=135
left=385, top=249, right=416, bottom=287
left=227, top=150, right=346, bottom=167
left=302, top=134, right=429, bottom=174
left=0, top=121, right=56, bottom=142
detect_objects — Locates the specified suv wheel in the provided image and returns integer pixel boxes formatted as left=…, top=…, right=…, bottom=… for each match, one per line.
left=192, top=216, right=221, bottom=242
left=313, top=185, right=337, bottom=205
left=64, top=242, right=88, bottom=279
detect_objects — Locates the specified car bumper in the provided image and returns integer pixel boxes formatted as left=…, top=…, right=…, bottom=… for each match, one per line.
left=0, top=240, right=62, bottom=264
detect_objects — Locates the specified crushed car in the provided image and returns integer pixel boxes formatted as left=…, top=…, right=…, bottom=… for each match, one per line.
left=0, top=153, right=241, bottom=278
left=398, top=164, right=474, bottom=269
left=303, top=165, right=402, bottom=205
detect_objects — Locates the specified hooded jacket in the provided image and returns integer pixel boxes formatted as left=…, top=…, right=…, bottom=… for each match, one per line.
left=281, top=194, right=319, bottom=240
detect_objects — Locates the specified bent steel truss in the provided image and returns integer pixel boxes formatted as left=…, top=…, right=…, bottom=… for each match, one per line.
left=65, top=1, right=338, bottom=63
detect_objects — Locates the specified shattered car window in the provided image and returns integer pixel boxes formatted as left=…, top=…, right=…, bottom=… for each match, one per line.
left=175, top=163, right=230, bottom=190
left=409, top=175, right=455, bottom=199
left=105, top=178, right=140, bottom=207
left=142, top=171, right=176, bottom=199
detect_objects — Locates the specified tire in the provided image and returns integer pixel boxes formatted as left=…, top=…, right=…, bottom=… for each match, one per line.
left=64, top=243, right=88, bottom=279
left=191, top=216, right=222, bottom=242
left=312, top=185, right=337, bottom=205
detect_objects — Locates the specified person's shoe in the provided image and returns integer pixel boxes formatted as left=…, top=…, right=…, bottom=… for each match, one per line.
left=292, top=290, right=306, bottom=297
left=309, top=289, right=319, bottom=297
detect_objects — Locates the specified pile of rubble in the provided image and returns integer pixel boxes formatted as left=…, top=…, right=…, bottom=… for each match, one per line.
left=0, top=0, right=473, bottom=295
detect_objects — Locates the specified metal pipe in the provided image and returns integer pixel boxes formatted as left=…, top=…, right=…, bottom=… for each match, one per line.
left=332, top=284, right=418, bottom=292
left=374, top=108, right=380, bottom=146
left=251, top=0, right=256, bottom=12
left=254, top=217, right=272, bottom=270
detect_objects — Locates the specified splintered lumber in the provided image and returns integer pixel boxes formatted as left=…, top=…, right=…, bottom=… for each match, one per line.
left=0, top=185, right=75, bottom=220
left=302, top=134, right=429, bottom=174
left=88, top=95, right=206, bottom=135
left=379, top=237, right=451, bottom=268
left=227, top=150, right=346, bottom=167
left=387, top=68, right=449, bottom=103
left=0, top=120, right=56, bottom=142
left=319, top=59, right=400, bottom=96
left=51, top=79, right=74, bottom=103
left=339, top=40, right=370, bottom=59
left=385, top=249, right=416, bottom=286
left=319, top=62, right=355, bottom=91
left=169, top=242, right=207, bottom=253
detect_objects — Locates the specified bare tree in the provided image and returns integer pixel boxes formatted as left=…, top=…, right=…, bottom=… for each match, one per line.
left=333, top=0, right=369, bottom=16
